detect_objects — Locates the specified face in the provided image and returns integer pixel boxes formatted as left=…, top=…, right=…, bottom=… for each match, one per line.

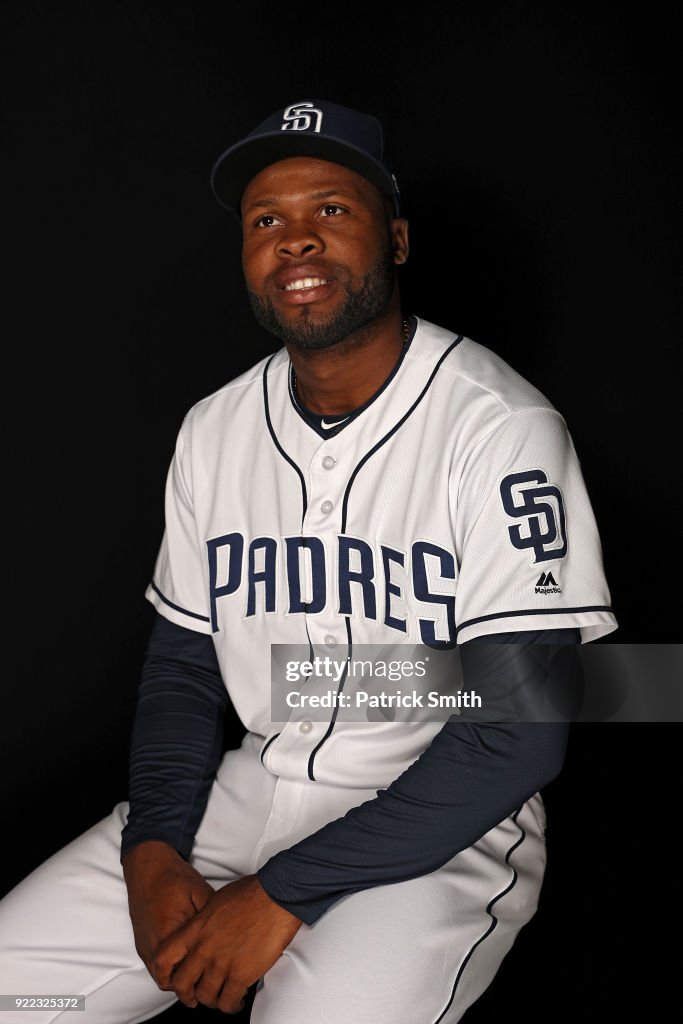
left=241, top=156, right=409, bottom=351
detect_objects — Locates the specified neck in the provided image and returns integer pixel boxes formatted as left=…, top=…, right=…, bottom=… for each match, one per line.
left=288, top=301, right=409, bottom=415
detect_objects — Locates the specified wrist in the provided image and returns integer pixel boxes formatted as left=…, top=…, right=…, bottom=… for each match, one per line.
left=254, top=872, right=302, bottom=926
left=122, top=839, right=182, bottom=876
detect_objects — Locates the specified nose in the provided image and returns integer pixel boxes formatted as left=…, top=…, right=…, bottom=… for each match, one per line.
left=276, top=220, right=325, bottom=259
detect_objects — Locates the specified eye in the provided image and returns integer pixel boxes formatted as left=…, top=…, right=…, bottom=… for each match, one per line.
left=320, top=204, right=347, bottom=218
left=254, top=213, right=283, bottom=228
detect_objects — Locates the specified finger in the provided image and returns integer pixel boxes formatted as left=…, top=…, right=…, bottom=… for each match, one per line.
left=194, top=965, right=231, bottom=1009
left=170, top=966, right=203, bottom=1009
left=152, top=937, right=191, bottom=989
left=217, top=978, right=248, bottom=1016
left=166, top=952, right=206, bottom=1005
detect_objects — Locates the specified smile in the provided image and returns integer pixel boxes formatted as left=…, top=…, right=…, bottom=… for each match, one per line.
left=283, top=277, right=330, bottom=291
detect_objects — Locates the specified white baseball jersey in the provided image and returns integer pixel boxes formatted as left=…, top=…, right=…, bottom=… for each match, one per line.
left=146, top=317, right=617, bottom=788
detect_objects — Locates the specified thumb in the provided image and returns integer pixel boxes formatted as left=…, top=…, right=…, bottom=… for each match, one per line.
left=190, top=877, right=215, bottom=912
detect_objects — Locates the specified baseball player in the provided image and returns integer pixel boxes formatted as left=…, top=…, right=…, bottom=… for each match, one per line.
left=0, top=99, right=617, bottom=1023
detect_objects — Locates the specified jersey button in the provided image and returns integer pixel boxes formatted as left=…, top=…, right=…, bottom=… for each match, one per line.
left=299, top=720, right=313, bottom=734
left=322, top=455, right=336, bottom=470
left=324, top=634, right=337, bottom=647
left=320, top=500, right=334, bottom=515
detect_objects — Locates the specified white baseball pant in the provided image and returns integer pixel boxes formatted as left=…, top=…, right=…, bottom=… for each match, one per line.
left=0, top=732, right=547, bottom=1024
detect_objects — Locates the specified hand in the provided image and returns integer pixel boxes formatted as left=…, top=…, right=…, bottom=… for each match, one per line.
left=152, top=874, right=303, bottom=1013
left=122, top=840, right=215, bottom=979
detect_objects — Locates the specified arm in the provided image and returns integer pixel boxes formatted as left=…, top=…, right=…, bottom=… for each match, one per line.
left=149, top=627, right=576, bottom=1011
left=120, top=612, right=229, bottom=862
left=257, top=628, right=576, bottom=924
left=122, top=620, right=574, bottom=899
left=121, top=612, right=230, bottom=978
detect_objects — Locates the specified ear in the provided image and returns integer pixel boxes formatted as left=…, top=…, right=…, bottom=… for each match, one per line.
left=390, top=218, right=410, bottom=265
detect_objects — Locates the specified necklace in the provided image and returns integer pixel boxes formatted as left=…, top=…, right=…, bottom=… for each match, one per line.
left=291, top=316, right=411, bottom=396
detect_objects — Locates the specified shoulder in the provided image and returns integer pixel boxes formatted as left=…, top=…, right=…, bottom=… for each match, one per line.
left=411, top=318, right=569, bottom=465
left=177, top=347, right=289, bottom=444
left=413, top=317, right=557, bottom=418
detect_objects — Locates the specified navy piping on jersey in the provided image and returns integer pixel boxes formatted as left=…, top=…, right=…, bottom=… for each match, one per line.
left=149, top=580, right=210, bottom=623
left=264, top=613, right=317, bottom=769
left=263, top=353, right=308, bottom=526
left=260, top=732, right=280, bottom=764
left=433, top=806, right=526, bottom=1023
left=456, top=605, right=614, bottom=637
left=302, top=332, right=463, bottom=775
left=287, top=316, right=418, bottom=439
left=340, top=334, right=463, bottom=533
left=307, top=615, right=353, bottom=781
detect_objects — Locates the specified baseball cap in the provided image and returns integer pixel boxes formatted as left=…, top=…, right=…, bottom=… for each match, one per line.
left=210, top=98, right=400, bottom=218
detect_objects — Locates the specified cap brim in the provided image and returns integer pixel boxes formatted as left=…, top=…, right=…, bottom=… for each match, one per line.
left=210, top=132, right=399, bottom=218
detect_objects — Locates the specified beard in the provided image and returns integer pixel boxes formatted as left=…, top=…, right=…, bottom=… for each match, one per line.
left=246, top=244, right=396, bottom=352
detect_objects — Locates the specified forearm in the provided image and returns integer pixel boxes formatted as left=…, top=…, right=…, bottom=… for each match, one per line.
left=120, top=614, right=229, bottom=863
left=258, top=719, right=568, bottom=923
left=257, top=629, right=577, bottom=924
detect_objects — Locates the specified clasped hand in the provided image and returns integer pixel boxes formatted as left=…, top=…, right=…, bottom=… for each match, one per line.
left=152, top=874, right=302, bottom=1013
left=123, top=841, right=301, bottom=1013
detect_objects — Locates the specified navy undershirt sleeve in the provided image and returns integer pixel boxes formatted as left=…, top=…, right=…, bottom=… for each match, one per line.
left=257, top=629, right=577, bottom=924
left=120, top=616, right=576, bottom=925
left=119, top=614, right=229, bottom=862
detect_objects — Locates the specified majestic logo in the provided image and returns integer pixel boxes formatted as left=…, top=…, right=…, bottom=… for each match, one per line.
left=281, top=101, right=323, bottom=133
left=535, top=571, right=561, bottom=595
left=500, top=470, right=567, bottom=564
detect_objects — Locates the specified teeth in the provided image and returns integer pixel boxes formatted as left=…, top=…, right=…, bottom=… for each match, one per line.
left=284, top=277, right=328, bottom=291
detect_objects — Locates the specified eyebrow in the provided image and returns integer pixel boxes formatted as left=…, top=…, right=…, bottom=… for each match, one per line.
left=245, top=189, right=355, bottom=213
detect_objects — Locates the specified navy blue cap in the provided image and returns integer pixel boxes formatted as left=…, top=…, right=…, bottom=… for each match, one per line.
left=210, top=99, right=400, bottom=218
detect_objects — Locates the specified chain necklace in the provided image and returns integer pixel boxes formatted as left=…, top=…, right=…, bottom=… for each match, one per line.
left=291, top=316, right=411, bottom=397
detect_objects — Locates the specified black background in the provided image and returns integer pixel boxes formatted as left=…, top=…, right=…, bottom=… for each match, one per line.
left=3, top=1, right=681, bottom=1020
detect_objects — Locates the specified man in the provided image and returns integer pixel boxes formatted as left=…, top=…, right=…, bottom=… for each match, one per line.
left=0, top=100, right=616, bottom=1023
